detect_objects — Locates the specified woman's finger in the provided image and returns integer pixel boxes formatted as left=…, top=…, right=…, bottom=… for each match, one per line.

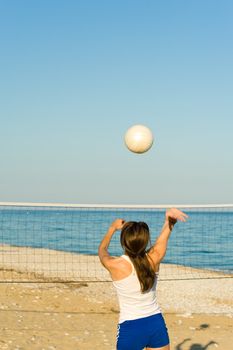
left=178, top=215, right=187, bottom=222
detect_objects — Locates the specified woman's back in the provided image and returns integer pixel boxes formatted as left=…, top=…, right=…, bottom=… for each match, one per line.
left=113, top=254, right=161, bottom=324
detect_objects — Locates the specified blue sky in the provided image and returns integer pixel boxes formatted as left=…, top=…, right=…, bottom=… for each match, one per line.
left=0, top=0, right=232, bottom=204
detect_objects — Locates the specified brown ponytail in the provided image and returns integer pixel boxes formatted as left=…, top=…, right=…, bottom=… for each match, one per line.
left=120, top=222, right=155, bottom=293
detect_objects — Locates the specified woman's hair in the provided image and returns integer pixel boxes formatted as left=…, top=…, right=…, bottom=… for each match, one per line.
left=120, top=221, right=155, bottom=293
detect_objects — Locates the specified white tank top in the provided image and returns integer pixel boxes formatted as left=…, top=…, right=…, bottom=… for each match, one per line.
left=112, top=255, right=161, bottom=324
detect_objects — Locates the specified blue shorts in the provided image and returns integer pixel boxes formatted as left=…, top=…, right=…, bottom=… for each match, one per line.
left=116, top=313, right=169, bottom=350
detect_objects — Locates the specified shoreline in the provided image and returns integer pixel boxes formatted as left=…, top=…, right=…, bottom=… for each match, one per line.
left=0, top=243, right=232, bottom=282
left=0, top=243, right=233, bottom=316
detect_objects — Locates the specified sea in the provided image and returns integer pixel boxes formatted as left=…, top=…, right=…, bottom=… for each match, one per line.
left=0, top=206, right=233, bottom=274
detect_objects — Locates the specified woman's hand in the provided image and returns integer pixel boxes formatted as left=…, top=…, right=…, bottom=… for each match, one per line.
left=110, top=219, right=125, bottom=231
left=165, top=208, right=188, bottom=228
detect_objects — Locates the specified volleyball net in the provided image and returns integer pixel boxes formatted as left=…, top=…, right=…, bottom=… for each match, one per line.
left=0, top=202, right=232, bottom=282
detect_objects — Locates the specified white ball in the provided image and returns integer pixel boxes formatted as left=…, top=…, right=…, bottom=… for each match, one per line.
left=124, top=125, right=154, bottom=154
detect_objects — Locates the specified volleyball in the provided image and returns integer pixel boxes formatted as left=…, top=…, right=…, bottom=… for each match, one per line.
left=124, top=124, right=154, bottom=154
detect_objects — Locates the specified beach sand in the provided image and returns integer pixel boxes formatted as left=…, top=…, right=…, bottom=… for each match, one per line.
left=0, top=246, right=232, bottom=349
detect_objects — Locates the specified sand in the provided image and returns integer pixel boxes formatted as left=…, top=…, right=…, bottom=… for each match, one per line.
left=1, top=244, right=231, bottom=281
left=0, top=245, right=232, bottom=349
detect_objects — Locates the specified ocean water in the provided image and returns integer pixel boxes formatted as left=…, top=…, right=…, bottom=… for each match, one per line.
left=0, top=206, right=233, bottom=273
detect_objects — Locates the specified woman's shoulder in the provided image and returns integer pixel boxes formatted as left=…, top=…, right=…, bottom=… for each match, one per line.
left=108, top=256, right=133, bottom=280
left=110, top=255, right=132, bottom=269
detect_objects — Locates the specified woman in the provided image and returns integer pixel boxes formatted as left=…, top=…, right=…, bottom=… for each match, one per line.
left=98, top=207, right=188, bottom=350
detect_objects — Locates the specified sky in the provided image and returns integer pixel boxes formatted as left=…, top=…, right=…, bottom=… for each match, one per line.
left=0, top=0, right=232, bottom=205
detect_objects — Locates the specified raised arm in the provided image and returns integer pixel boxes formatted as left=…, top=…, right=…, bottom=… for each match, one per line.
left=98, top=219, right=125, bottom=270
left=149, top=208, right=188, bottom=264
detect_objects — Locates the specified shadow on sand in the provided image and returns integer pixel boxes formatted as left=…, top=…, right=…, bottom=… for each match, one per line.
left=176, top=338, right=218, bottom=350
